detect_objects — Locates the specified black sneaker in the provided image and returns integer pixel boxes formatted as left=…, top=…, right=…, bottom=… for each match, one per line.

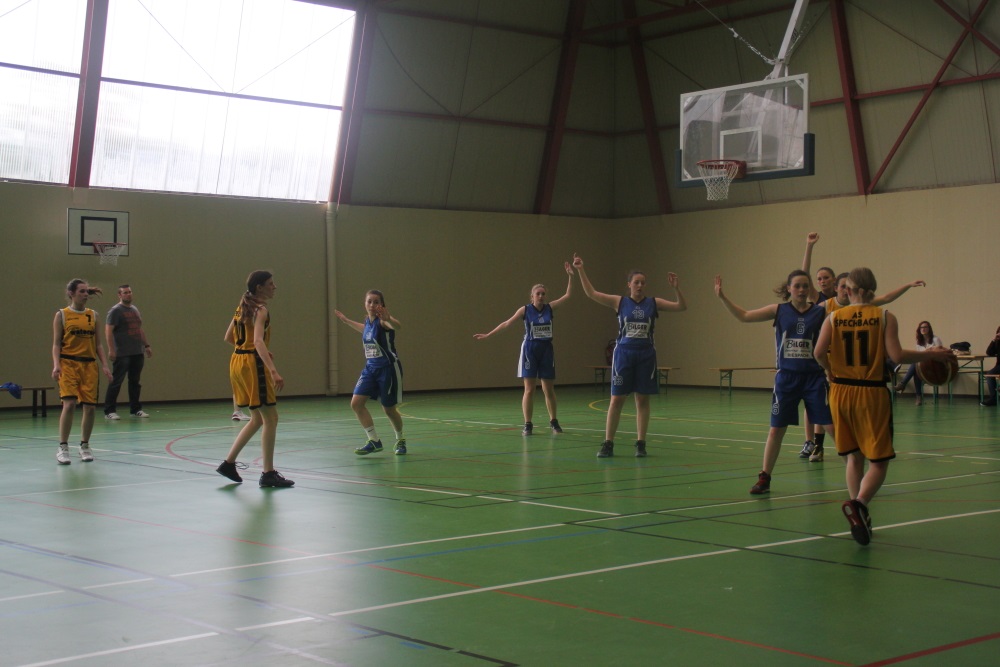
left=634, top=440, right=647, bottom=457
left=549, top=419, right=563, bottom=434
left=798, top=441, right=815, bottom=458
left=259, top=470, right=294, bottom=488
left=750, top=471, right=771, bottom=495
left=597, top=441, right=614, bottom=458
left=522, top=422, right=533, bottom=436
left=842, top=499, right=871, bottom=545
left=217, top=460, right=246, bottom=483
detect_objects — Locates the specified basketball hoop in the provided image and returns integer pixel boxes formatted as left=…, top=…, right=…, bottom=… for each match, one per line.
left=697, top=159, right=747, bottom=201
left=93, top=242, right=127, bottom=266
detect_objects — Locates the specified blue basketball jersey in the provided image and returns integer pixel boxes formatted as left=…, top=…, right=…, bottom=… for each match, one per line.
left=773, top=302, right=825, bottom=373
left=616, top=297, right=658, bottom=348
left=523, top=303, right=554, bottom=341
left=362, top=317, right=399, bottom=368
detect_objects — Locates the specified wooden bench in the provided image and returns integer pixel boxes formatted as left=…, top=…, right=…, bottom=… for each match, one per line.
left=710, top=367, right=775, bottom=396
left=585, top=366, right=678, bottom=392
left=0, top=385, right=55, bottom=417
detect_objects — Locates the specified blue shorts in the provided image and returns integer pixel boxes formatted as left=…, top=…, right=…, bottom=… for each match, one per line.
left=519, top=340, right=555, bottom=379
left=611, top=345, right=658, bottom=396
left=770, top=371, right=831, bottom=428
left=354, top=362, right=403, bottom=407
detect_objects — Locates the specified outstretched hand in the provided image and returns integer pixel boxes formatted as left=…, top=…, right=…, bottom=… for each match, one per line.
left=667, top=272, right=679, bottom=288
left=572, top=254, right=584, bottom=269
left=564, top=261, right=574, bottom=275
left=807, top=231, right=819, bottom=245
left=910, top=280, right=926, bottom=288
left=714, top=274, right=724, bottom=298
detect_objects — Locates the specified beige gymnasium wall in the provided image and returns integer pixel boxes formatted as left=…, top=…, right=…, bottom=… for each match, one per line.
left=1, top=180, right=996, bottom=410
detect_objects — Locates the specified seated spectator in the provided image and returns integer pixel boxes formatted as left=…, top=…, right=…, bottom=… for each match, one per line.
left=894, top=321, right=944, bottom=406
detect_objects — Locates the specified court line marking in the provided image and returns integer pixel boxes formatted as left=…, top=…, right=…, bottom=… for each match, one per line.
left=16, top=634, right=221, bottom=667
left=325, top=507, right=1000, bottom=618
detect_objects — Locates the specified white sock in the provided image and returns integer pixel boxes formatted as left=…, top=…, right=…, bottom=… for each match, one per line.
left=394, top=430, right=404, bottom=441
left=364, top=426, right=379, bottom=442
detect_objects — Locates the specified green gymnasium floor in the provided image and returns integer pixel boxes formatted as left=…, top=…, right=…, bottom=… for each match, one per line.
left=2, top=386, right=998, bottom=666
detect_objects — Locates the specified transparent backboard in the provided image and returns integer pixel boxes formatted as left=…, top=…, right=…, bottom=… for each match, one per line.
left=677, top=73, right=812, bottom=186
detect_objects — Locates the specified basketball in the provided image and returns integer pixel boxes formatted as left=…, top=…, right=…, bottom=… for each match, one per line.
left=916, top=355, right=959, bottom=386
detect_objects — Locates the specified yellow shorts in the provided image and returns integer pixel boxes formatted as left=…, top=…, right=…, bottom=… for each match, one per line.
left=59, top=358, right=99, bottom=405
left=230, top=352, right=275, bottom=409
left=829, top=384, right=895, bottom=462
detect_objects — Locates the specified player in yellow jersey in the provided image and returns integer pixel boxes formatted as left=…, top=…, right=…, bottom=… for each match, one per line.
left=799, top=233, right=928, bottom=460
left=51, top=279, right=114, bottom=465
left=216, top=270, right=294, bottom=488
left=814, top=268, right=953, bottom=545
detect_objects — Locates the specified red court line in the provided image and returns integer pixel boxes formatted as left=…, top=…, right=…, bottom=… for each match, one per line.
left=350, top=565, right=850, bottom=662
left=859, top=631, right=1000, bottom=666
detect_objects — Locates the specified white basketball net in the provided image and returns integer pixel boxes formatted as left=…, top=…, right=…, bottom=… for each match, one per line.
left=697, top=161, right=743, bottom=201
left=94, top=243, right=127, bottom=266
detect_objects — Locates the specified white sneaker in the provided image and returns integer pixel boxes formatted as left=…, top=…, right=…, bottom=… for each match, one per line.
left=231, top=411, right=251, bottom=421
left=79, top=444, right=94, bottom=462
left=56, top=444, right=71, bottom=465
left=132, top=410, right=150, bottom=418
left=105, top=412, right=121, bottom=420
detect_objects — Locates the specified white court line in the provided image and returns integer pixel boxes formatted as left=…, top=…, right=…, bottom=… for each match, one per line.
left=16, top=633, right=219, bottom=667
left=326, top=506, right=1000, bottom=619
left=173, top=523, right=569, bottom=577
left=0, top=578, right=156, bottom=604
left=237, top=617, right=317, bottom=631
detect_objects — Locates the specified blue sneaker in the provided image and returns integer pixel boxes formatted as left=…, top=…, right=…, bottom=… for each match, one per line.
left=355, top=439, right=383, bottom=455
left=394, top=438, right=407, bottom=455
left=798, top=440, right=815, bottom=458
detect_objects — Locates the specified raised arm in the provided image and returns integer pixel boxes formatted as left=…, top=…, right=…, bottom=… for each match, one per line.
left=572, top=254, right=621, bottom=310
left=548, top=261, right=575, bottom=309
left=801, top=232, right=820, bottom=302
left=714, top=275, right=778, bottom=323
left=373, top=304, right=401, bottom=331
left=655, top=272, right=687, bottom=312
left=474, top=306, right=526, bottom=340
left=872, top=280, right=925, bottom=306
left=334, top=309, right=365, bottom=334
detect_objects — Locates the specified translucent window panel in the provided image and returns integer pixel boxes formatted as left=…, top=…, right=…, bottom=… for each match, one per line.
left=91, top=82, right=341, bottom=200
left=0, top=0, right=87, bottom=72
left=0, top=68, right=78, bottom=183
left=103, top=0, right=355, bottom=106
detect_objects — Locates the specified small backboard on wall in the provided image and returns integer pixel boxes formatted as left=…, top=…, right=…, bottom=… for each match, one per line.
left=68, top=209, right=129, bottom=256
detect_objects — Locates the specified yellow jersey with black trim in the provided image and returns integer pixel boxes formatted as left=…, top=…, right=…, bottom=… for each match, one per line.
left=232, top=306, right=270, bottom=353
left=60, top=307, right=98, bottom=359
left=824, top=297, right=847, bottom=315
left=827, top=305, right=888, bottom=383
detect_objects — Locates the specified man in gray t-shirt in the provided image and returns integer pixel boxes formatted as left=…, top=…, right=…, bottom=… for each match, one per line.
left=103, top=285, right=152, bottom=419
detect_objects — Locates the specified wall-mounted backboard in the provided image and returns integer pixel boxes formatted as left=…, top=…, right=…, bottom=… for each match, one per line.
left=68, top=209, right=129, bottom=256
left=677, top=73, right=813, bottom=187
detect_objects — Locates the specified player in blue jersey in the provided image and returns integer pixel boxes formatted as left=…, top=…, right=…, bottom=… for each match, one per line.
left=574, top=254, right=687, bottom=458
left=335, top=290, right=406, bottom=455
left=474, top=262, right=575, bottom=435
left=715, top=270, right=833, bottom=495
